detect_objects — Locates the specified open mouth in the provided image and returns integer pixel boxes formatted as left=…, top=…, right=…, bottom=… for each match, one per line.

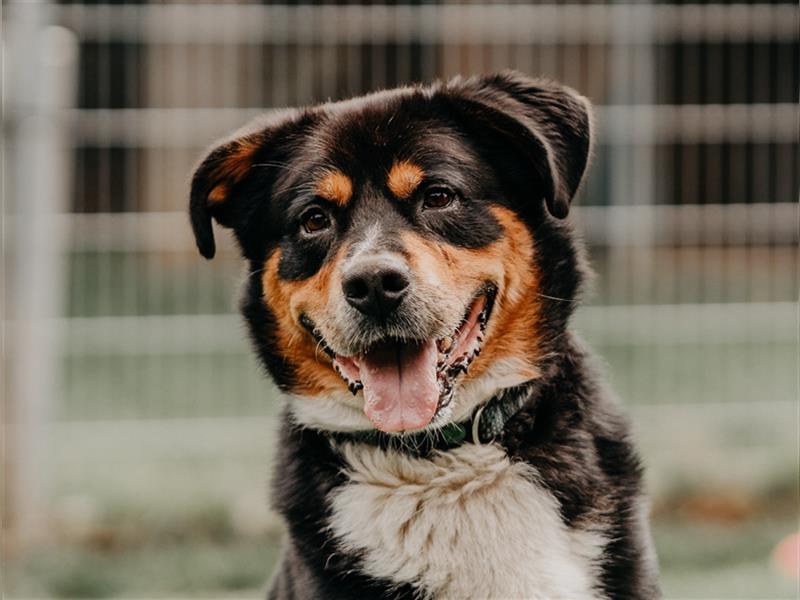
left=301, top=284, right=497, bottom=433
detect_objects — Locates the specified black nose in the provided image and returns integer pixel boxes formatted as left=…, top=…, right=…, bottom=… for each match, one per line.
left=342, top=258, right=410, bottom=319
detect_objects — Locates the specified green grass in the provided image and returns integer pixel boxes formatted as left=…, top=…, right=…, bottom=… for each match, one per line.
left=6, top=515, right=797, bottom=599
left=7, top=538, right=281, bottom=599
left=655, top=518, right=799, bottom=599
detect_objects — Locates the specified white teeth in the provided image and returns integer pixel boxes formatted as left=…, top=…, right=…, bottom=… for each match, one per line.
left=437, top=336, right=453, bottom=354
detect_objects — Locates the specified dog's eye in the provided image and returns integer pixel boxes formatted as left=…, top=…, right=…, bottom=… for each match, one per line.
left=301, top=208, right=331, bottom=234
left=423, top=187, right=456, bottom=209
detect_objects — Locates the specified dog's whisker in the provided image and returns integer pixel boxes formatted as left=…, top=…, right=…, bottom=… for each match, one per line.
left=536, top=292, right=572, bottom=303
left=251, top=161, right=310, bottom=176
left=246, top=266, right=268, bottom=279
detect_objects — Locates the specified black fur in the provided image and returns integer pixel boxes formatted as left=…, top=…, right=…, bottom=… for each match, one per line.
left=189, top=72, right=660, bottom=599
left=268, top=417, right=419, bottom=600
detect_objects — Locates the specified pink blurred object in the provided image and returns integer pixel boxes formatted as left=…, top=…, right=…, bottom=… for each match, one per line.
left=772, top=532, right=800, bottom=580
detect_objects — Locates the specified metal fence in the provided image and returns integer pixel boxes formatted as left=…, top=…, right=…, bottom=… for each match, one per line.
left=4, top=0, right=798, bottom=568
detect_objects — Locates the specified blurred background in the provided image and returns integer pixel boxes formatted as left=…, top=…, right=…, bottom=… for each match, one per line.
left=2, top=1, right=797, bottom=598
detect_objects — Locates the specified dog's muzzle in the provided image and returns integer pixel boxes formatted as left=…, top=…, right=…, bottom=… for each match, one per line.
left=302, top=275, right=498, bottom=434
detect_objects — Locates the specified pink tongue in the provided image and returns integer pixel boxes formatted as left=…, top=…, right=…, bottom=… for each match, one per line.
left=359, top=340, right=440, bottom=433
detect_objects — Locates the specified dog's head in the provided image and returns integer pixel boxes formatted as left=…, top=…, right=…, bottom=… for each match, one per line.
left=189, top=72, right=592, bottom=433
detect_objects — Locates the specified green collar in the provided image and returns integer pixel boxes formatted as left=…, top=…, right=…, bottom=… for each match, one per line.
left=327, top=383, right=535, bottom=456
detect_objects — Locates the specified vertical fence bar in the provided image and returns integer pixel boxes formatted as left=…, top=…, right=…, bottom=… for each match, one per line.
left=606, top=4, right=659, bottom=405
left=6, top=8, right=78, bottom=547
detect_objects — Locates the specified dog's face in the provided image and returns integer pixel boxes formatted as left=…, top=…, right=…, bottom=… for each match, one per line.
left=190, top=72, right=592, bottom=433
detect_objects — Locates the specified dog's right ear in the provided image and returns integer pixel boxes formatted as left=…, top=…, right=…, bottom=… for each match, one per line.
left=189, top=111, right=310, bottom=259
left=189, top=132, right=264, bottom=259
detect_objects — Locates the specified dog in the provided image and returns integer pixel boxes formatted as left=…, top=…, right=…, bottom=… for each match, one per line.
left=189, top=71, right=660, bottom=599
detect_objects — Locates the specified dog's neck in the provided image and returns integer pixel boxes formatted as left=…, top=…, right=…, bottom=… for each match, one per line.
left=324, top=382, right=539, bottom=457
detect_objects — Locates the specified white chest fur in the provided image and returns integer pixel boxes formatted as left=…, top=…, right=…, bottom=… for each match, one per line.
left=329, top=442, right=606, bottom=600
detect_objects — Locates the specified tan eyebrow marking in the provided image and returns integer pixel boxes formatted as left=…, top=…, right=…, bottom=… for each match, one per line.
left=315, top=170, right=353, bottom=207
left=387, top=160, right=425, bottom=200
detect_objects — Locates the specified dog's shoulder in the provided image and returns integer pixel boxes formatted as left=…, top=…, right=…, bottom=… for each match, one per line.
left=501, top=334, right=661, bottom=598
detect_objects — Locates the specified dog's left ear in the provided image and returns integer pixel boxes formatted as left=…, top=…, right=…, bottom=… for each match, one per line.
left=443, top=71, right=593, bottom=219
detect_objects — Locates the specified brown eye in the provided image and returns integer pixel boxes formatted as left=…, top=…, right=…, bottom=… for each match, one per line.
left=302, top=209, right=331, bottom=234
left=423, top=187, right=456, bottom=209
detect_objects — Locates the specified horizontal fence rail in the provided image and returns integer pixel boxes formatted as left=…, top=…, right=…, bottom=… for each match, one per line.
left=49, top=3, right=799, bottom=44
left=8, top=203, right=792, bottom=253
left=69, top=104, right=799, bottom=147
left=50, top=302, right=796, bottom=357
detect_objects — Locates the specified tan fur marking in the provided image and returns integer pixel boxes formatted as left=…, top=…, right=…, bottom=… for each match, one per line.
left=262, top=247, right=350, bottom=397
left=207, top=139, right=259, bottom=204
left=387, top=160, right=425, bottom=200
left=224, top=141, right=258, bottom=181
left=400, top=205, right=543, bottom=388
left=315, top=171, right=353, bottom=207
left=207, top=184, right=228, bottom=204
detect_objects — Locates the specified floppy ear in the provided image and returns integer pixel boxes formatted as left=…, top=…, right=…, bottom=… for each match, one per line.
left=189, top=132, right=265, bottom=259
left=443, top=71, right=593, bottom=219
left=189, top=110, right=310, bottom=259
